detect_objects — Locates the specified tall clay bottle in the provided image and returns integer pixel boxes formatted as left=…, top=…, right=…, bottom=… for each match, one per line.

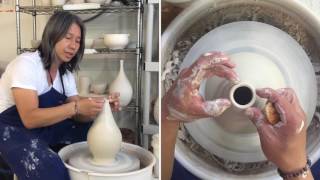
left=87, top=99, right=122, bottom=165
left=109, top=60, right=133, bottom=107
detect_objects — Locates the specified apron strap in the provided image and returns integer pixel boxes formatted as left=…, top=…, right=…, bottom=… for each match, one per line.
left=48, top=69, right=65, bottom=96
left=59, top=69, right=65, bottom=96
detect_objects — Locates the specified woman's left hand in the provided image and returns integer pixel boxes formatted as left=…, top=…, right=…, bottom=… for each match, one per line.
left=163, top=51, right=240, bottom=122
left=108, top=92, right=120, bottom=111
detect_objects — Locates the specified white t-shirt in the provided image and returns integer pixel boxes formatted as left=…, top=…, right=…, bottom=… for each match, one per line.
left=0, top=51, right=78, bottom=113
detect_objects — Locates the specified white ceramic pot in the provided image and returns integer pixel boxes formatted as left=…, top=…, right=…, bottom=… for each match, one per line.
left=91, top=83, right=107, bottom=94
left=104, top=34, right=130, bottom=49
left=109, top=60, right=133, bottom=107
left=59, top=142, right=156, bottom=180
left=78, top=76, right=91, bottom=96
left=162, top=0, right=320, bottom=179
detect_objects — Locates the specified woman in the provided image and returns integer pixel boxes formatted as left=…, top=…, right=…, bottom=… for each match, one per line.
left=0, top=12, right=119, bottom=180
left=162, top=51, right=313, bottom=180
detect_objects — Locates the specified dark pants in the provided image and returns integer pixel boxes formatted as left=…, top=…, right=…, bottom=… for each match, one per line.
left=0, top=120, right=91, bottom=180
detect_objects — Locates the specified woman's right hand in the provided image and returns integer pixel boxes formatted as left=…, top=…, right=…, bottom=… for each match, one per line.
left=77, top=97, right=105, bottom=119
left=245, top=88, right=310, bottom=177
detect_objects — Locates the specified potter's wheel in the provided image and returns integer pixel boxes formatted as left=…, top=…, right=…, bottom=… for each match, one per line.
left=180, top=21, right=317, bottom=163
left=162, top=0, right=320, bottom=178
left=68, top=145, right=140, bottom=173
left=59, top=142, right=156, bottom=180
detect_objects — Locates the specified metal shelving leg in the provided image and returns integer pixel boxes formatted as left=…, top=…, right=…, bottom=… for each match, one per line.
left=15, top=0, right=21, bottom=54
left=135, top=0, right=143, bottom=146
left=142, top=1, right=156, bottom=149
left=32, top=0, right=37, bottom=41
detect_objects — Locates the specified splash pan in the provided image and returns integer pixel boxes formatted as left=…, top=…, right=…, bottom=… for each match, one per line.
left=59, top=142, right=156, bottom=180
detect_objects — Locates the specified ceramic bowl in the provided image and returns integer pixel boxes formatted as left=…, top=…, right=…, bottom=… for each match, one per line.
left=91, top=83, right=107, bottom=94
left=104, top=34, right=130, bottom=49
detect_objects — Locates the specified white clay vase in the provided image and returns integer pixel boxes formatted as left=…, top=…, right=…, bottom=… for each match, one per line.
left=87, top=99, right=122, bottom=165
left=109, top=60, right=133, bottom=107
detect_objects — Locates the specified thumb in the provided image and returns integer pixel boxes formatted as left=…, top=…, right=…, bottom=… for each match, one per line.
left=203, top=98, right=231, bottom=117
left=245, top=107, right=268, bottom=129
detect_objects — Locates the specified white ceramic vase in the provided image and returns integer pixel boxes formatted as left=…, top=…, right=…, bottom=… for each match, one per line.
left=87, top=99, right=122, bottom=165
left=78, top=76, right=91, bottom=96
left=109, top=60, right=133, bottom=107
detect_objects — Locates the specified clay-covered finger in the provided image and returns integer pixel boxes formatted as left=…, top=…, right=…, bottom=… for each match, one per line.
left=245, top=107, right=268, bottom=128
left=90, top=97, right=105, bottom=103
left=256, top=88, right=280, bottom=103
left=219, top=60, right=236, bottom=68
left=198, top=51, right=231, bottom=67
left=202, top=98, right=231, bottom=117
left=209, top=64, right=240, bottom=83
left=276, top=88, right=295, bottom=103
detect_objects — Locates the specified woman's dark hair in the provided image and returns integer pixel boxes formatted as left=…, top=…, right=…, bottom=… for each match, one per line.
left=38, top=11, right=85, bottom=75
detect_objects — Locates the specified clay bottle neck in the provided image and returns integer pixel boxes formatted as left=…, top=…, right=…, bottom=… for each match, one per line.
left=96, top=99, right=115, bottom=124
left=120, top=60, right=124, bottom=73
left=229, top=82, right=256, bottom=110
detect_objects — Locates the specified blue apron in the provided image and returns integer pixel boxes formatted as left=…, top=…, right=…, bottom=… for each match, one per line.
left=0, top=73, right=91, bottom=180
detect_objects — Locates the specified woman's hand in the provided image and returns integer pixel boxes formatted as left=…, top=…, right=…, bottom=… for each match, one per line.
left=245, top=88, right=308, bottom=174
left=108, top=92, right=120, bottom=111
left=163, top=51, right=240, bottom=122
left=77, top=97, right=105, bottom=119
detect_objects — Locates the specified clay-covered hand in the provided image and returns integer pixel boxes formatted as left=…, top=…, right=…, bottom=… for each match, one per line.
left=77, top=97, right=105, bottom=119
left=108, top=92, right=120, bottom=111
left=245, top=88, right=307, bottom=173
left=163, top=51, right=240, bottom=122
